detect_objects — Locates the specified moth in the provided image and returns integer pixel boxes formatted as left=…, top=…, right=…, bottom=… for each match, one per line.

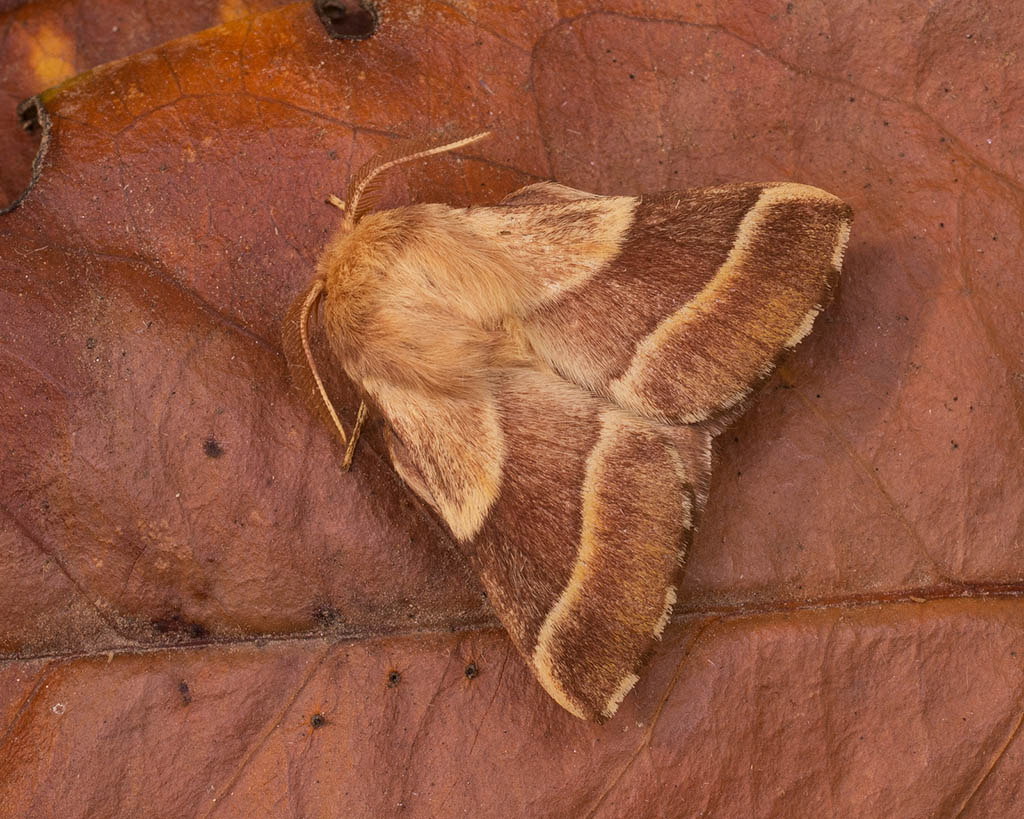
left=283, top=131, right=852, bottom=722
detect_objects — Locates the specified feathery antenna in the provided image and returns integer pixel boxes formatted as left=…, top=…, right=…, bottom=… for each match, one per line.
left=297, top=280, right=369, bottom=472
left=299, top=279, right=348, bottom=442
left=343, top=130, right=492, bottom=229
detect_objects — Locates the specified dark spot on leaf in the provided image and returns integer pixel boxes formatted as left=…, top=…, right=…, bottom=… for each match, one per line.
left=152, top=613, right=207, bottom=640
left=313, top=605, right=341, bottom=626
left=387, top=670, right=401, bottom=687
left=465, top=663, right=479, bottom=679
left=86, top=337, right=96, bottom=349
left=314, top=0, right=378, bottom=40
left=203, top=437, right=224, bottom=458
left=311, top=713, right=327, bottom=729
left=178, top=681, right=192, bottom=705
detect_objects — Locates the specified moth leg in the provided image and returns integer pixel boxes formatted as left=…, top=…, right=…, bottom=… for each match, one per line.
left=326, top=194, right=346, bottom=211
left=340, top=401, right=368, bottom=471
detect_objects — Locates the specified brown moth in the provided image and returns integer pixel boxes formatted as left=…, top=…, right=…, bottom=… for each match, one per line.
left=282, top=131, right=852, bottom=722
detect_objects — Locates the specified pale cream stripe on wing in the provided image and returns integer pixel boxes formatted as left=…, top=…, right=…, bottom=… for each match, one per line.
left=609, top=183, right=842, bottom=420
left=466, top=196, right=637, bottom=301
left=362, top=375, right=505, bottom=542
left=531, top=411, right=621, bottom=719
left=832, top=219, right=852, bottom=271
left=602, top=672, right=640, bottom=720
left=785, top=215, right=851, bottom=349
left=784, top=306, right=821, bottom=349
left=652, top=586, right=677, bottom=639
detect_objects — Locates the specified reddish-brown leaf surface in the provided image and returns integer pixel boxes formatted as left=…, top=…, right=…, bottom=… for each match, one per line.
left=2, top=1, right=1023, bottom=816
left=0, top=0, right=293, bottom=205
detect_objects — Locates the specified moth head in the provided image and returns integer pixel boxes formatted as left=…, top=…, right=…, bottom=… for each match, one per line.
left=282, top=130, right=492, bottom=468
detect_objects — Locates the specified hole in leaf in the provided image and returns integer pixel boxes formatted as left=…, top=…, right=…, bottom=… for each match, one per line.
left=17, top=98, right=40, bottom=132
left=314, top=0, right=379, bottom=40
